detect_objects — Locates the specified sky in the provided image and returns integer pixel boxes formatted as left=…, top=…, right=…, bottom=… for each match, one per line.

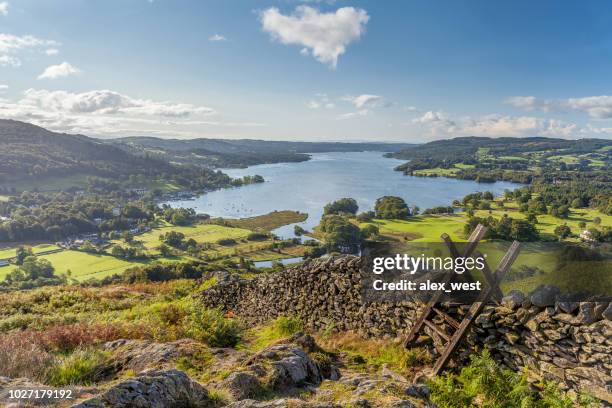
left=1, top=0, right=612, bottom=142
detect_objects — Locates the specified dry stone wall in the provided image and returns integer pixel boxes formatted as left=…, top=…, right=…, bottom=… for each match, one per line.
left=200, top=256, right=612, bottom=403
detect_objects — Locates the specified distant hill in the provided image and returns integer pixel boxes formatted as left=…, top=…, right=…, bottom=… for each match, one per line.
left=109, top=137, right=415, bottom=168
left=389, top=136, right=611, bottom=161
left=0, top=120, right=178, bottom=182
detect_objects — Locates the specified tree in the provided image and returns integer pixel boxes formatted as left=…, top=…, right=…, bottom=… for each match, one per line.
left=323, top=198, right=359, bottom=216
left=361, top=224, right=379, bottom=239
left=554, top=224, right=572, bottom=240
left=526, top=212, right=538, bottom=224
left=375, top=196, right=410, bottom=219
left=356, top=211, right=375, bottom=222
left=319, top=215, right=363, bottom=254
left=593, top=217, right=602, bottom=225
left=15, top=246, right=32, bottom=265
left=159, top=231, right=185, bottom=247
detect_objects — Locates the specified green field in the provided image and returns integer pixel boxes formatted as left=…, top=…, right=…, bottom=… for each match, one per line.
left=0, top=244, right=60, bottom=260
left=226, top=210, right=308, bottom=231
left=474, top=200, right=611, bottom=239
left=362, top=214, right=467, bottom=242
left=134, top=223, right=252, bottom=253
left=0, top=250, right=146, bottom=282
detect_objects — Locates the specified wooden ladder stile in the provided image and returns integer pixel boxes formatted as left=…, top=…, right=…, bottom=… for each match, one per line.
left=402, top=224, right=522, bottom=377
left=402, top=224, right=487, bottom=348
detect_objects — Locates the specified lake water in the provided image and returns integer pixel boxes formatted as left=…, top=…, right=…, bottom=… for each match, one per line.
left=166, top=151, right=522, bottom=239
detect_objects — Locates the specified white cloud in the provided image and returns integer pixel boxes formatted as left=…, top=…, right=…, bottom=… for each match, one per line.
left=564, top=96, right=612, bottom=119
left=337, top=110, right=367, bottom=120
left=45, top=48, right=59, bottom=56
left=505, top=96, right=550, bottom=111
left=307, top=93, right=335, bottom=110
left=0, top=2, right=8, bottom=16
left=412, top=110, right=580, bottom=138
left=0, top=33, right=59, bottom=67
left=0, top=84, right=7, bottom=93
left=412, top=111, right=456, bottom=128
left=507, top=94, right=612, bottom=119
left=344, top=94, right=380, bottom=109
left=260, top=5, right=369, bottom=68
left=0, top=54, right=19, bottom=67
left=208, top=34, right=227, bottom=42
left=37, top=62, right=81, bottom=80
left=0, top=88, right=227, bottom=137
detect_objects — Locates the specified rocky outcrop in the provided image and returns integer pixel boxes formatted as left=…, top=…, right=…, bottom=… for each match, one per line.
left=200, top=256, right=612, bottom=403
left=103, top=339, right=208, bottom=373
left=71, top=369, right=213, bottom=408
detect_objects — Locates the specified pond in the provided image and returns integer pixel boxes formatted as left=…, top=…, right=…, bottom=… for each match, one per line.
left=166, top=151, right=522, bottom=239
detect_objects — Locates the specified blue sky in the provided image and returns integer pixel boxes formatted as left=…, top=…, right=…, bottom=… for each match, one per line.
left=1, top=0, right=611, bottom=141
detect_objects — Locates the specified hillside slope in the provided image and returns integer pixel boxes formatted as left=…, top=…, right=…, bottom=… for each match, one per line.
left=0, top=120, right=177, bottom=181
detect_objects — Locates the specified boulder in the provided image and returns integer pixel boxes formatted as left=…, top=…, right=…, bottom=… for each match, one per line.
left=71, top=369, right=212, bottom=408
left=501, top=290, right=525, bottom=309
left=529, top=285, right=560, bottom=307
left=222, top=372, right=263, bottom=400
left=103, top=339, right=207, bottom=373
left=603, top=303, right=612, bottom=321
left=225, top=400, right=288, bottom=408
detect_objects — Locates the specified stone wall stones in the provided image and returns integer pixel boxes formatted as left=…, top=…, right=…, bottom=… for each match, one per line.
left=199, top=256, right=611, bottom=403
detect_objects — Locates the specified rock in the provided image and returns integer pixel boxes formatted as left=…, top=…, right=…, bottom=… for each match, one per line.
left=103, top=339, right=207, bottom=373
left=557, top=300, right=580, bottom=314
left=248, top=344, right=322, bottom=390
left=381, top=365, right=409, bottom=383
left=225, top=399, right=288, bottom=408
left=222, top=372, right=263, bottom=400
left=344, top=398, right=370, bottom=407
left=502, top=290, right=525, bottom=309
left=290, top=332, right=320, bottom=353
left=529, top=285, right=560, bottom=307
left=505, top=332, right=520, bottom=345
left=0, top=377, right=98, bottom=407
left=604, top=303, right=612, bottom=321
left=575, top=303, right=597, bottom=324
left=404, top=383, right=430, bottom=399
left=389, top=401, right=418, bottom=408
left=71, top=369, right=212, bottom=408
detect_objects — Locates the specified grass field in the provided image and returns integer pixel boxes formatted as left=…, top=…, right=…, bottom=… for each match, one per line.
left=134, top=223, right=252, bottom=253
left=412, top=163, right=475, bottom=177
left=0, top=244, right=61, bottom=260
left=361, top=214, right=467, bottom=242
left=0, top=250, right=147, bottom=282
left=474, top=200, right=611, bottom=239
left=225, top=210, right=308, bottom=231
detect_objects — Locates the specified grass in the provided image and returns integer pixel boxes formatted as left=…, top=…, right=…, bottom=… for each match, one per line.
left=0, top=243, right=61, bottom=260
left=37, top=250, right=148, bottom=281
left=474, top=200, right=611, bottom=239
left=47, top=348, right=110, bottom=386
left=246, top=315, right=304, bottom=351
left=136, top=223, right=252, bottom=253
left=362, top=214, right=467, bottom=242
left=225, top=210, right=308, bottom=231
left=316, top=331, right=431, bottom=374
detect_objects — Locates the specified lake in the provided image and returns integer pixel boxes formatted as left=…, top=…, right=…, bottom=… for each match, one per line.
left=166, top=151, right=522, bottom=239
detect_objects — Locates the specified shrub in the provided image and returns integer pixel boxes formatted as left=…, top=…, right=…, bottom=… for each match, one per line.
left=275, top=316, right=303, bottom=337
left=0, top=331, right=54, bottom=381
left=46, top=348, right=110, bottom=386
left=246, top=232, right=268, bottom=241
left=216, top=238, right=237, bottom=246
left=428, top=350, right=597, bottom=408
left=184, top=308, right=242, bottom=347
